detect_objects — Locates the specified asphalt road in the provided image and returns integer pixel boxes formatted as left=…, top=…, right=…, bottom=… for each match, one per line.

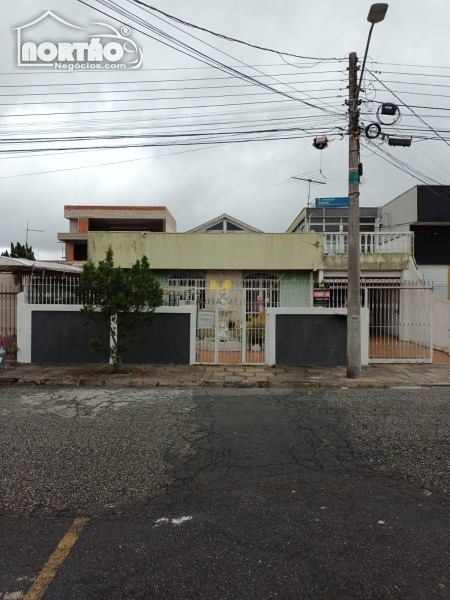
left=1, top=387, right=449, bottom=599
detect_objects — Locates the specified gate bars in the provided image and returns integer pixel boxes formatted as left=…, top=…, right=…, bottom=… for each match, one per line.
left=18, top=275, right=434, bottom=364
left=0, top=283, right=19, bottom=352
left=325, top=279, right=433, bottom=363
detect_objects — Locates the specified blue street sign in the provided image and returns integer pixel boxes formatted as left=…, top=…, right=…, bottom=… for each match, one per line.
left=314, top=197, right=349, bottom=208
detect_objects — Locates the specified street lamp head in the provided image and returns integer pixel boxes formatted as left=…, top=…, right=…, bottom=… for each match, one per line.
left=367, top=3, right=388, bottom=24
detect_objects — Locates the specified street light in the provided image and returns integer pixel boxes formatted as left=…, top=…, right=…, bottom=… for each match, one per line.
left=355, top=4, right=389, bottom=107
left=346, top=4, right=388, bottom=379
left=367, top=3, right=388, bottom=23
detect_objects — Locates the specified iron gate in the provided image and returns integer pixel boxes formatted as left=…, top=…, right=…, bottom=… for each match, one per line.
left=0, top=285, right=18, bottom=353
left=325, top=279, right=433, bottom=363
left=195, top=286, right=274, bottom=364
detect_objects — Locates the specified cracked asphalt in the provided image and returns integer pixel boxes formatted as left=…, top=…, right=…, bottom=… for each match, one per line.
left=1, top=387, right=450, bottom=599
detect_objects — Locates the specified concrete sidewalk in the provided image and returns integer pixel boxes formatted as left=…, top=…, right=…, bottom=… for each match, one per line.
left=2, top=362, right=450, bottom=389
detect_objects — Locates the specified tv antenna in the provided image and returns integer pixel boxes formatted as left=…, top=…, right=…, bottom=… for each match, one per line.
left=278, top=171, right=328, bottom=207
left=25, top=221, right=44, bottom=260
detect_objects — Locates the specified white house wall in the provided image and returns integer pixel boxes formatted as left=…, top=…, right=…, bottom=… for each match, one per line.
left=380, top=186, right=417, bottom=232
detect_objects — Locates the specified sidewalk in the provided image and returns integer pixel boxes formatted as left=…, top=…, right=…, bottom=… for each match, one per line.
left=2, top=362, right=450, bottom=389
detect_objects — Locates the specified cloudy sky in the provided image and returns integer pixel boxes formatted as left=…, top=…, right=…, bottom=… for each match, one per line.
left=1, top=0, right=449, bottom=259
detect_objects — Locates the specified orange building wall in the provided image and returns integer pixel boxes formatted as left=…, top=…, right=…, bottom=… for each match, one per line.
left=65, top=243, right=74, bottom=262
left=78, top=218, right=89, bottom=233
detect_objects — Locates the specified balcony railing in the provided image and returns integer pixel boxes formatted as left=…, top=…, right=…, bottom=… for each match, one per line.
left=324, top=233, right=412, bottom=254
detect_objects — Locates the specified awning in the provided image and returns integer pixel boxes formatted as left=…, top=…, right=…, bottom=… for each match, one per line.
left=0, top=256, right=83, bottom=274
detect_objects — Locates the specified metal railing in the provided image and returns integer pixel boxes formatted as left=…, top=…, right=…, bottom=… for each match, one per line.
left=324, top=232, right=412, bottom=254
left=324, top=278, right=433, bottom=363
left=23, top=275, right=82, bottom=304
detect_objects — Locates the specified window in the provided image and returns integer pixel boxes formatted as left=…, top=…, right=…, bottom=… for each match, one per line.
left=169, top=271, right=205, bottom=288
left=226, top=222, right=243, bottom=231
left=73, top=243, right=87, bottom=261
left=206, top=222, right=224, bottom=231
left=168, top=271, right=206, bottom=306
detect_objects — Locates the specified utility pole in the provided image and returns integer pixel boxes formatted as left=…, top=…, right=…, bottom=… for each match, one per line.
left=347, top=51, right=361, bottom=378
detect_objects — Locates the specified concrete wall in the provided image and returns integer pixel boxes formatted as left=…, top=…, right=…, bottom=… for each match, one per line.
left=432, top=296, right=450, bottom=353
left=64, top=206, right=171, bottom=221
left=17, top=294, right=196, bottom=364
left=89, top=232, right=411, bottom=274
left=89, top=232, right=325, bottom=270
left=32, top=311, right=110, bottom=364
left=0, top=273, right=21, bottom=291
left=275, top=313, right=348, bottom=366
left=265, top=307, right=370, bottom=366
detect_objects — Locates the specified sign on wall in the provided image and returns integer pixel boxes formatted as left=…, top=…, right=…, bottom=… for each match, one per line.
left=313, top=282, right=330, bottom=307
left=315, top=197, right=349, bottom=208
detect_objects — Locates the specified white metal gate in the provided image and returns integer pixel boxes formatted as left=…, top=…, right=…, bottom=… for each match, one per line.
left=325, top=279, right=433, bottom=363
left=195, top=286, right=276, bottom=364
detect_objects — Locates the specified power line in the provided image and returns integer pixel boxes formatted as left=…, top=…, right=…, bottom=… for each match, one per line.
left=0, top=79, right=345, bottom=97
left=374, top=61, right=450, bottom=71
left=115, top=0, right=344, bottom=116
left=78, top=0, right=344, bottom=119
left=0, top=97, right=345, bottom=119
left=0, top=143, right=225, bottom=179
left=0, top=62, right=347, bottom=77
left=0, top=70, right=345, bottom=89
left=0, top=130, right=328, bottom=178
left=0, top=87, right=345, bottom=106
left=128, top=0, right=345, bottom=61
left=368, top=70, right=450, bottom=151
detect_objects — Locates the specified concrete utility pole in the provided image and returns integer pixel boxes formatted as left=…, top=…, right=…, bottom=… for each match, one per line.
left=346, top=5, right=388, bottom=379
left=347, top=51, right=361, bottom=379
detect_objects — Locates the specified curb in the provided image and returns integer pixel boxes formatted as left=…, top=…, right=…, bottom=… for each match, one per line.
left=0, top=376, right=443, bottom=389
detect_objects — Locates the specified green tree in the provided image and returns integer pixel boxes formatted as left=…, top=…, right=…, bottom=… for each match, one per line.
left=1, top=242, right=35, bottom=260
left=75, top=247, right=163, bottom=373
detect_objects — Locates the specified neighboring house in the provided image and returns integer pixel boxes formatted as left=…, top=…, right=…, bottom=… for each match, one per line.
left=378, top=185, right=450, bottom=298
left=287, top=206, right=378, bottom=234
left=286, top=200, right=414, bottom=288
left=0, top=256, right=82, bottom=353
left=57, top=205, right=176, bottom=263
left=186, top=213, right=263, bottom=234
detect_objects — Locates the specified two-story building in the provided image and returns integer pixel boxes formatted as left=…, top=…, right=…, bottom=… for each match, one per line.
left=377, top=185, right=450, bottom=298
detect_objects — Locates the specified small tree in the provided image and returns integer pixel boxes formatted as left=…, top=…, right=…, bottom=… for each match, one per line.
left=1, top=242, right=35, bottom=260
left=75, top=247, right=163, bottom=373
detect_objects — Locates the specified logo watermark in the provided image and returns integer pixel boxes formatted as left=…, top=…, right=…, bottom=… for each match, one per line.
left=12, top=10, right=143, bottom=70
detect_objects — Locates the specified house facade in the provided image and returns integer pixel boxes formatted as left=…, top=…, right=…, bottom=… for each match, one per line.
left=56, top=203, right=414, bottom=306
left=377, top=185, right=450, bottom=298
left=13, top=202, right=433, bottom=367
